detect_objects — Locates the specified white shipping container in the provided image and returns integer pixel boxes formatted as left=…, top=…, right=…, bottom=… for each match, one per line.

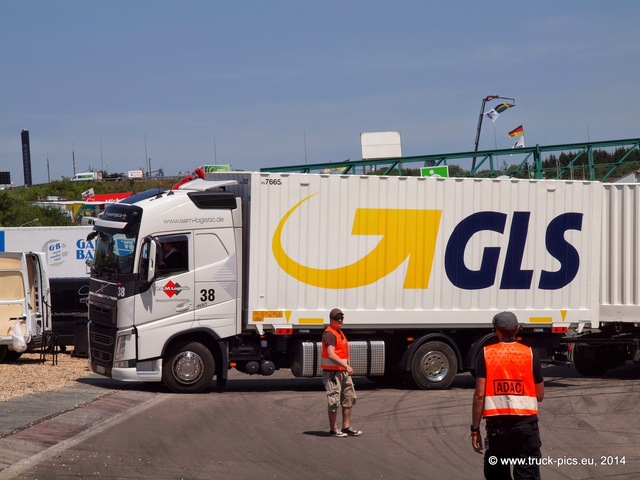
left=599, top=183, right=640, bottom=326
left=209, top=173, right=603, bottom=331
left=0, top=226, right=94, bottom=278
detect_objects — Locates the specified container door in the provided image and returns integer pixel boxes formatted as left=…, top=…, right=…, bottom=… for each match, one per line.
left=30, top=252, right=52, bottom=333
left=0, top=254, right=29, bottom=344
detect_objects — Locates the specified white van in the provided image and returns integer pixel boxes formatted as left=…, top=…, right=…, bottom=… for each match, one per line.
left=0, top=252, right=51, bottom=362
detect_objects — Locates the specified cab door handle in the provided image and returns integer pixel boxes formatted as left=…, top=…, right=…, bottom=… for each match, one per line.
left=176, top=303, right=192, bottom=313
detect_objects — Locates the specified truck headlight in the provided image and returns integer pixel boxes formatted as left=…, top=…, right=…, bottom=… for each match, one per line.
left=115, top=335, right=126, bottom=361
left=114, top=332, right=132, bottom=362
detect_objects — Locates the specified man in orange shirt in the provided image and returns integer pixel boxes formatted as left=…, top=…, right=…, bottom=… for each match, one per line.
left=471, top=311, right=544, bottom=479
left=322, top=308, right=362, bottom=438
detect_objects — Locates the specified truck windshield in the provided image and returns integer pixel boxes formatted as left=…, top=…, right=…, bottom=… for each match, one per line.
left=93, top=231, right=138, bottom=274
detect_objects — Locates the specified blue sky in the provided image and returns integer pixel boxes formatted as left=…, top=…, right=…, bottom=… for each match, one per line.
left=1, top=1, right=639, bottom=185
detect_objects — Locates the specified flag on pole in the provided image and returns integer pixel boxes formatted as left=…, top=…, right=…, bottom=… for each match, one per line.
left=81, top=188, right=95, bottom=199
left=485, top=103, right=514, bottom=122
left=512, top=136, right=525, bottom=149
left=508, top=125, right=524, bottom=137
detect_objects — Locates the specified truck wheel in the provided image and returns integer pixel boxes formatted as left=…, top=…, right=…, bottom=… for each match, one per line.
left=468, top=350, right=483, bottom=379
left=410, top=341, right=458, bottom=390
left=0, top=346, right=7, bottom=363
left=6, top=351, right=23, bottom=362
left=468, top=335, right=498, bottom=378
left=162, top=341, right=215, bottom=393
left=573, top=345, right=608, bottom=377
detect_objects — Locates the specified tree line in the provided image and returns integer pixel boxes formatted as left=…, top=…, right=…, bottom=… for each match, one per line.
left=0, top=179, right=176, bottom=227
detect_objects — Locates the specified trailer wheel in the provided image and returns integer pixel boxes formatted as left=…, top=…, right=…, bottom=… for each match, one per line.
left=573, top=345, right=608, bottom=377
left=469, top=335, right=498, bottom=379
left=410, top=341, right=458, bottom=390
left=162, top=341, right=215, bottom=393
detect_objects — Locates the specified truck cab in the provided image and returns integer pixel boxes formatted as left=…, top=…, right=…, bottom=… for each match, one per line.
left=87, top=183, right=241, bottom=392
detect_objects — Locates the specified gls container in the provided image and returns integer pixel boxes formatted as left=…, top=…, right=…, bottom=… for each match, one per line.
left=86, top=173, right=598, bottom=393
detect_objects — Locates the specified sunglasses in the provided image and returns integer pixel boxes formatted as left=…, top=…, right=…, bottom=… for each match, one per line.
left=331, top=316, right=344, bottom=321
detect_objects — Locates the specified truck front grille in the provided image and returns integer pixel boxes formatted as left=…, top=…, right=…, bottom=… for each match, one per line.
left=89, top=302, right=116, bottom=326
left=91, top=349, right=112, bottom=363
left=91, top=330, right=114, bottom=348
left=89, top=322, right=116, bottom=367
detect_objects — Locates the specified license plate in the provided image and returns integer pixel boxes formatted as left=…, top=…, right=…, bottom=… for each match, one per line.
left=96, top=364, right=106, bottom=374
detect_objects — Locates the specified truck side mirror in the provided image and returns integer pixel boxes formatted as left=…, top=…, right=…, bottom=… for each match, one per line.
left=139, top=238, right=158, bottom=284
left=147, top=240, right=157, bottom=283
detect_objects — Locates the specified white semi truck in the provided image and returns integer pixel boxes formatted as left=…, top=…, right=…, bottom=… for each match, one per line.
left=71, top=171, right=102, bottom=182
left=0, top=252, right=51, bottom=362
left=85, top=172, right=606, bottom=393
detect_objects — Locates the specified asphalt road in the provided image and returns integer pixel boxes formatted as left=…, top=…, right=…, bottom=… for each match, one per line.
left=3, top=364, right=640, bottom=480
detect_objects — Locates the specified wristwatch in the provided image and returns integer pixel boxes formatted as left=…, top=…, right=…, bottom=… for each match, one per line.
left=470, top=425, right=480, bottom=433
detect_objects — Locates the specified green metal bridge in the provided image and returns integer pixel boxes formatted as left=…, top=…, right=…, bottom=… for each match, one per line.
left=261, top=137, right=640, bottom=182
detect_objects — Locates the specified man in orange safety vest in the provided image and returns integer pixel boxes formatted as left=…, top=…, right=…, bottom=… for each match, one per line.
left=321, top=308, right=362, bottom=438
left=471, top=311, right=545, bottom=479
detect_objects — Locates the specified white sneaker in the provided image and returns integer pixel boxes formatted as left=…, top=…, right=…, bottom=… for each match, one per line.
left=342, top=426, right=362, bottom=436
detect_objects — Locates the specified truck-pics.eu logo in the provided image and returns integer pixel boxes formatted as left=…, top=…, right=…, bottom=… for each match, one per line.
left=159, top=280, right=189, bottom=298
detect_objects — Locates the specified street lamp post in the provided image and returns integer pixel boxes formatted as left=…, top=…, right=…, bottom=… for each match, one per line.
left=472, top=95, right=515, bottom=170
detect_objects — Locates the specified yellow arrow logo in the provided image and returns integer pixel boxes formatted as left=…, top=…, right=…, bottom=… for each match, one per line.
left=272, top=194, right=442, bottom=289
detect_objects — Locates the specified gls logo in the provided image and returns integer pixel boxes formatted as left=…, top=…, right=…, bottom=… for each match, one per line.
left=445, top=211, right=582, bottom=290
left=273, top=194, right=583, bottom=291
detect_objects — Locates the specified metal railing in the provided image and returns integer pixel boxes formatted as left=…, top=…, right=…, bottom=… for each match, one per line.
left=261, top=138, right=640, bottom=182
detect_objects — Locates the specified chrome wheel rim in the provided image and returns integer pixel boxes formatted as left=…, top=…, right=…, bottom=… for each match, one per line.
left=422, top=351, right=449, bottom=382
left=172, top=351, right=204, bottom=384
